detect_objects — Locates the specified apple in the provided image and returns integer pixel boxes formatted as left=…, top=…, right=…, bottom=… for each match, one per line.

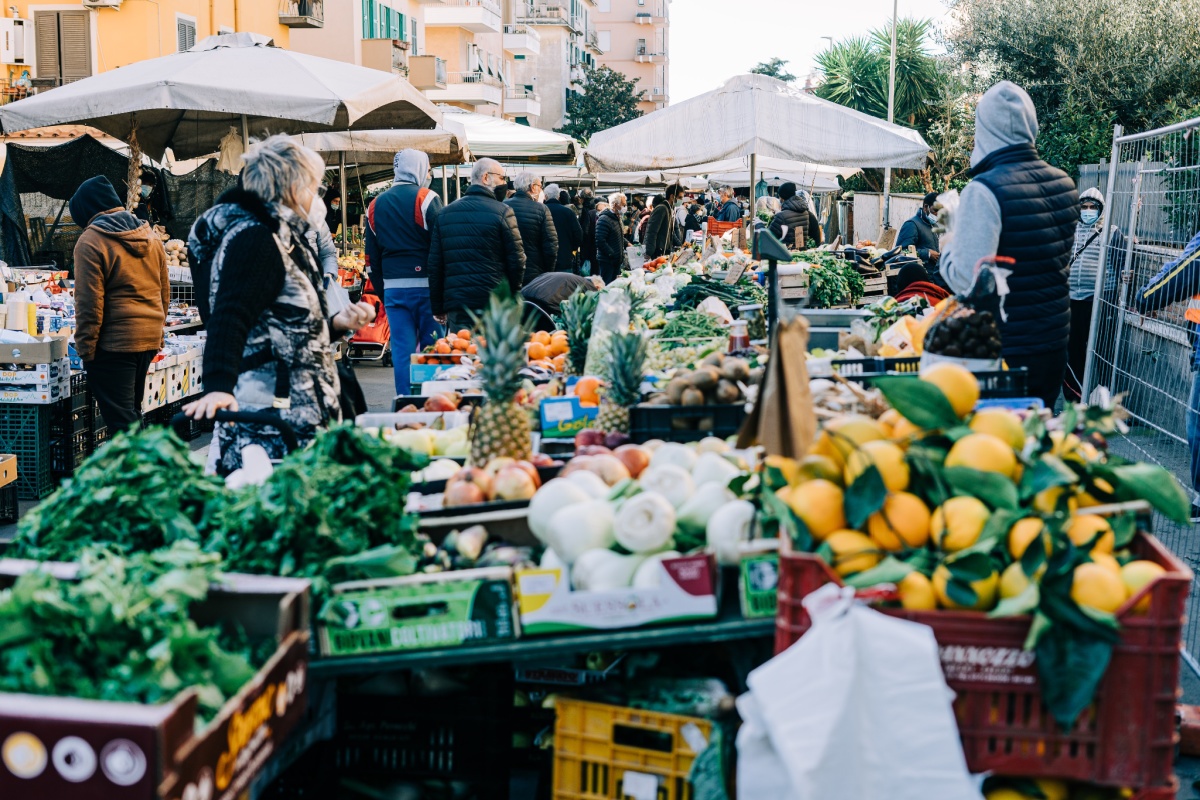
left=424, top=392, right=459, bottom=412
left=613, top=444, right=651, bottom=478
left=575, top=429, right=606, bottom=448
left=446, top=467, right=495, bottom=502
left=494, top=465, right=537, bottom=500
left=576, top=445, right=612, bottom=456
left=585, top=454, right=632, bottom=486
left=604, top=432, right=632, bottom=450
left=443, top=481, right=485, bottom=507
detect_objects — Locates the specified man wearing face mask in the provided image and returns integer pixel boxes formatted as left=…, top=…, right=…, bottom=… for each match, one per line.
left=427, top=158, right=526, bottom=332
left=896, top=191, right=942, bottom=273
left=1064, top=187, right=1124, bottom=401
left=324, top=191, right=343, bottom=236
left=365, top=149, right=444, bottom=392
left=596, top=192, right=629, bottom=284
left=505, top=172, right=559, bottom=285
left=644, top=184, right=682, bottom=260
left=132, top=169, right=161, bottom=225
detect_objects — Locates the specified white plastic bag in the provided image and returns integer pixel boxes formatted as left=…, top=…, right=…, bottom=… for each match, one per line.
left=737, top=583, right=982, bottom=800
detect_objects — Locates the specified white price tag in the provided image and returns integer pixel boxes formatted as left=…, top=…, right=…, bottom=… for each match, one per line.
left=621, top=770, right=659, bottom=800
left=542, top=399, right=576, bottom=423
left=681, top=722, right=709, bottom=753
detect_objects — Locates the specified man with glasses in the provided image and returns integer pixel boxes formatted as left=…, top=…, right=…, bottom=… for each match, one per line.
left=505, top=171, right=559, bottom=285
left=427, top=157, right=526, bottom=332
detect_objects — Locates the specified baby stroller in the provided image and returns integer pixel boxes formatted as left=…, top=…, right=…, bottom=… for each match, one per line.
left=347, top=279, right=392, bottom=367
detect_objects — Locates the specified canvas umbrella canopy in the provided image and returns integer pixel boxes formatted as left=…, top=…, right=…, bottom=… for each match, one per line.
left=583, top=74, right=929, bottom=173
left=439, top=107, right=577, bottom=163
left=0, top=33, right=442, bottom=161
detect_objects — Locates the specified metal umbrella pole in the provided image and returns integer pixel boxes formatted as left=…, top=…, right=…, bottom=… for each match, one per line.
left=441, top=165, right=448, bottom=201
left=882, top=0, right=898, bottom=231
left=339, top=151, right=349, bottom=252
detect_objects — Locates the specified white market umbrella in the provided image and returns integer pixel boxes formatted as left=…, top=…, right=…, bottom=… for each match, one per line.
left=439, top=106, right=577, bottom=163
left=583, top=74, right=929, bottom=173
left=0, top=33, right=442, bottom=161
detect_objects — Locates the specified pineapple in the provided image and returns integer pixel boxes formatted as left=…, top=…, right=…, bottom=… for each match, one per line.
left=557, top=290, right=600, bottom=376
left=470, top=288, right=536, bottom=465
left=596, top=331, right=647, bottom=434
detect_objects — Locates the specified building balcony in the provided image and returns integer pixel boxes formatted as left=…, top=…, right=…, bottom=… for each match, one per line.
left=424, top=0, right=502, bottom=34
left=634, top=48, right=668, bottom=63
left=503, top=24, right=541, bottom=57
left=585, top=29, right=602, bottom=54
left=425, top=70, right=504, bottom=106
left=279, top=0, right=324, bottom=28
left=634, top=11, right=667, bottom=24
left=409, top=55, right=447, bottom=90
left=517, top=1, right=581, bottom=32
left=504, top=89, right=541, bottom=117
left=649, top=86, right=668, bottom=102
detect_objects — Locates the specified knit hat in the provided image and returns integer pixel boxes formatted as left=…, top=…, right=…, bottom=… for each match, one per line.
left=896, top=262, right=931, bottom=292
left=69, top=176, right=123, bottom=227
left=779, top=182, right=797, bottom=201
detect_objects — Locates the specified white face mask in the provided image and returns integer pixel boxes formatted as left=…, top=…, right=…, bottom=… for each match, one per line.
left=1080, top=209, right=1100, bottom=225
left=308, top=194, right=326, bottom=227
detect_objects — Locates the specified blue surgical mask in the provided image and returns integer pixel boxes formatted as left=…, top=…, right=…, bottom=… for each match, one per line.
left=1081, top=209, right=1100, bottom=225
left=139, top=185, right=152, bottom=199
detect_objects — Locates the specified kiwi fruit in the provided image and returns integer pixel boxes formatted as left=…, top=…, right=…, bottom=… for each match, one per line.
left=666, top=376, right=690, bottom=404
left=721, top=358, right=751, bottom=384
left=681, top=386, right=706, bottom=406
left=688, top=367, right=721, bottom=391
left=715, top=379, right=741, bottom=404
left=702, top=352, right=725, bottom=369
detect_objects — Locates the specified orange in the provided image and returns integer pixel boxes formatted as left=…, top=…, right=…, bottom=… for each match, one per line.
left=466, top=343, right=478, bottom=355
left=452, top=337, right=468, bottom=351
left=532, top=331, right=552, bottom=346
left=528, top=342, right=549, bottom=361
left=550, top=339, right=570, bottom=357
left=552, top=354, right=566, bottom=372
left=575, top=376, right=601, bottom=406
left=457, top=329, right=471, bottom=340
left=435, top=340, right=451, bottom=354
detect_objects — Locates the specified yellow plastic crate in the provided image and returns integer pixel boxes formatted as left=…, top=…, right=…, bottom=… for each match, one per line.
left=552, top=698, right=713, bottom=800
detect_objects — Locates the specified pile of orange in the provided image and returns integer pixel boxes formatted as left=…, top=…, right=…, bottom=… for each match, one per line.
left=527, top=330, right=569, bottom=372
left=574, top=376, right=601, bottom=406
left=417, top=328, right=479, bottom=364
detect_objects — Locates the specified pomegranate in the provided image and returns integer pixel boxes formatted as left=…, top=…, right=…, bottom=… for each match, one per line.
left=494, top=465, right=537, bottom=501
left=443, top=480, right=486, bottom=507
left=574, top=429, right=605, bottom=448
left=446, top=467, right=494, bottom=502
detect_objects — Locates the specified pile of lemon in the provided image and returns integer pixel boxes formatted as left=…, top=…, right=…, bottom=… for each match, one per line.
left=771, top=363, right=1166, bottom=614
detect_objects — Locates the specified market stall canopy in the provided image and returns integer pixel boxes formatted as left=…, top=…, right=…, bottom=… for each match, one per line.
left=439, top=107, right=577, bottom=163
left=702, top=156, right=859, bottom=192
left=583, top=74, right=929, bottom=173
left=294, top=128, right=469, bottom=167
left=0, top=33, right=442, bottom=161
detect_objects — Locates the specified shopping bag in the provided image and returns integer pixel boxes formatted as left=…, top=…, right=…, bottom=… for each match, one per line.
left=738, top=583, right=981, bottom=800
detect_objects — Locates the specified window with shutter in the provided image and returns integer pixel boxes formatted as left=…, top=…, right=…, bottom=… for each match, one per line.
left=176, top=18, right=196, bottom=53
left=34, top=11, right=91, bottom=85
left=34, top=12, right=59, bottom=83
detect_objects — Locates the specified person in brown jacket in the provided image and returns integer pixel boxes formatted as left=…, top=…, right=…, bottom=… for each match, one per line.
left=70, top=175, right=170, bottom=432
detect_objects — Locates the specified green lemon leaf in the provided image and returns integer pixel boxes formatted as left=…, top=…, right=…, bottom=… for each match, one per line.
left=844, top=555, right=914, bottom=589
left=944, top=466, right=1019, bottom=511
left=1035, top=623, right=1116, bottom=730
left=872, top=376, right=961, bottom=430
left=1020, top=455, right=1079, bottom=500
left=989, top=582, right=1040, bottom=618
left=761, top=486, right=812, bottom=552
left=1099, top=462, right=1191, bottom=524
left=844, top=463, right=887, bottom=530
left=949, top=508, right=1017, bottom=560
left=944, top=576, right=978, bottom=608
left=946, top=551, right=995, bottom=583
left=1020, top=531, right=1048, bottom=578
left=761, top=464, right=789, bottom=492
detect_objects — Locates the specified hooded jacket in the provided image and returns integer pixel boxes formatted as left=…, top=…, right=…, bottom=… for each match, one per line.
left=365, top=149, right=443, bottom=293
left=506, top=190, right=559, bottom=283
left=1068, top=186, right=1125, bottom=301
left=70, top=177, right=169, bottom=362
left=595, top=208, right=628, bottom=282
left=895, top=209, right=940, bottom=266
left=545, top=197, right=583, bottom=272
left=427, top=184, right=526, bottom=316
left=643, top=199, right=677, bottom=260
left=769, top=194, right=820, bottom=249
left=941, top=81, right=1078, bottom=357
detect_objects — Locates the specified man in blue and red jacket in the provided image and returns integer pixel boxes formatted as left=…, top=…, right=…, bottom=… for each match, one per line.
left=366, top=149, right=444, bottom=393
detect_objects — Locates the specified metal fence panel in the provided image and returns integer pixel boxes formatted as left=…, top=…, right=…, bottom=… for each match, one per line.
left=1083, top=121, right=1200, bottom=660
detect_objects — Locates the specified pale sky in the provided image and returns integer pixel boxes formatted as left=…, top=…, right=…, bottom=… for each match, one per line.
left=670, top=0, right=951, bottom=104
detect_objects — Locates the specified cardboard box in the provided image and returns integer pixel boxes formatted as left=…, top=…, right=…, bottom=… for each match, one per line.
left=0, top=337, right=68, bottom=364
left=0, top=453, right=16, bottom=488
left=515, top=555, right=718, bottom=636
left=142, top=372, right=168, bottom=413
left=409, top=363, right=461, bottom=391
left=165, top=365, right=187, bottom=403
left=189, top=363, right=204, bottom=396
left=538, top=396, right=598, bottom=438
left=318, top=567, right=519, bottom=657
left=0, top=564, right=312, bottom=800
left=0, top=360, right=67, bottom=384
left=0, top=384, right=62, bottom=404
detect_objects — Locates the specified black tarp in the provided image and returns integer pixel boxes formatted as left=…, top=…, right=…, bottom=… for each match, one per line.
left=161, top=159, right=236, bottom=241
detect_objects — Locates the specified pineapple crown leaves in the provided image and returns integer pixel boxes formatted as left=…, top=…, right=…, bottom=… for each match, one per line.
left=604, top=330, right=648, bottom=407
left=470, top=285, right=534, bottom=403
left=556, top=289, right=601, bottom=373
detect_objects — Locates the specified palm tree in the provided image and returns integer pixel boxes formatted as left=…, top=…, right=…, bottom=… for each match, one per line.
left=815, top=37, right=887, bottom=118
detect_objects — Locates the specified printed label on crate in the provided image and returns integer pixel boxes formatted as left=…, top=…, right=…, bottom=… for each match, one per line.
left=0, top=385, right=60, bottom=404
left=739, top=554, right=779, bottom=619
left=0, top=361, right=64, bottom=384
left=937, top=645, right=1037, bottom=686
left=516, top=556, right=717, bottom=635
left=539, top=396, right=598, bottom=438
left=318, top=571, right=517, bottom=656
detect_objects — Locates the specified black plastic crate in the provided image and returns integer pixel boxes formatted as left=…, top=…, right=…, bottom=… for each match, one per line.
left=50, top=399, right=91, bottom=436
left=882, top=356, right=922, bottom=373
left=856, top=367, right=1029, bottom=400
left=330, top=674, right=514, bottom=796
left=629, top=403, right=747, bottom=444
left=51, top=430, right=91, bottom=475
left=392, top=394, right=487, bottom=412
left=0, top=404, right=53, bottom=500
left=0, top=482, right=17, bottom=525
left=69, top=372, right=89, bottom=412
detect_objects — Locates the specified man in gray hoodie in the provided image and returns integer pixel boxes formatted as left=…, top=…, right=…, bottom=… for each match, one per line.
left=940, top=81, right=1079, bottom=410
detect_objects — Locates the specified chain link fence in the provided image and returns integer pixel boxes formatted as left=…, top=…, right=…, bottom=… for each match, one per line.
left=1083, top=119, right=1200, bottom=664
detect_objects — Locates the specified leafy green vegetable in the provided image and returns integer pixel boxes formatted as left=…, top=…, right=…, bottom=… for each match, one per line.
left=659, top=311, right=727, bottom=343
left=0, top=543, right=262, bottom=720
left=672, top=275, right=767, bottom=313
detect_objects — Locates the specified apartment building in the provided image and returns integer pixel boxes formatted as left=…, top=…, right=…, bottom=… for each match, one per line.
left=510, top=0, right=599, bottom=129
left=0, top=0, right=297, bottom=90
left=593, top=0, right=668, bottom=114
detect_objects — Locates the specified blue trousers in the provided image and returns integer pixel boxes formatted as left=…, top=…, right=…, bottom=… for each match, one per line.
left=1188, top=372, right=1200, bottom=500
left=383, top=287, right=442, bottom=394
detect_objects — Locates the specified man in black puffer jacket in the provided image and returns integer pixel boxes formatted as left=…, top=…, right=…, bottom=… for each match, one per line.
left=644, top=183, right=681, bottom=260
left=595, top=194, right=629, bottom=284
left=940, top=81, right=1078, bottom=410
left=506, top=172, right=558, bottom=284
left=544, top=183, right=583, bottom=273
left=428, top=158, right=526, bottom=331
left=768, top=182, right=822, bottom=249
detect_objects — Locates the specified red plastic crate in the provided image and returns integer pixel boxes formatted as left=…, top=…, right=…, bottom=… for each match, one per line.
left=775, top=532, right=1191, bottom=792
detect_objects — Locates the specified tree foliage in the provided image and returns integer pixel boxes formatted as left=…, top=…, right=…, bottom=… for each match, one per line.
left=557, top=65, right=645, bottom=143
left=750, top=57, right=796, bottom=83
left=944, top=0, right=1200, bottom=171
